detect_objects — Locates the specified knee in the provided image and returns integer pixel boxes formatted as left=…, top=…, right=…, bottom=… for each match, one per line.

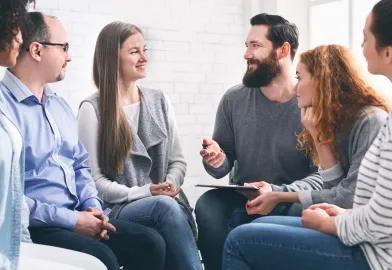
left=195, top=189, right=224, bottom=221
left=139, top=229, right=166, bottom=263
left=222, top=226, right=250, bottom=267
left=153, top=195, right=180, bottom=213
left=224, top=224, right=250, bottom=253
left=195, top=189, right=216, bottom=213
left=87, top=243, right=119, bottom=270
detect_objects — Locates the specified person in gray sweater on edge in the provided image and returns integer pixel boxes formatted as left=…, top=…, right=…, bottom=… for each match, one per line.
left=196, top=14, right=388, bottom=270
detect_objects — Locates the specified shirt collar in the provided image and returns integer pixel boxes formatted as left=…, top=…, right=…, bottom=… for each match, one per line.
left=2, top=69, right=54, bottom=103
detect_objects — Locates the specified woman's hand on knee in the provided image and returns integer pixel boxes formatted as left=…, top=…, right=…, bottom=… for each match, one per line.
left=307, top=203, right=346, bottom=216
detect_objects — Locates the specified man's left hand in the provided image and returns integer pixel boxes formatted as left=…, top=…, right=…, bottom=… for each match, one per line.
left=86, top=207, right=116, bottom=240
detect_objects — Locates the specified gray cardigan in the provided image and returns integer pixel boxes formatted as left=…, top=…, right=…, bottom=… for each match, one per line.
left=80, top=88, right=197, bottom=237
left=295, top=106, right=387, bottom=208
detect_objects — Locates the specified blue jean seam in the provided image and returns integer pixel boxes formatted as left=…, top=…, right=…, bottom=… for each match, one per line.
left=224, top=240, right=359, bottom=270
left=224, top=242, right=253, bottom=270
left=126, top=215, right=151, bottom=224
left=233, top=239, right=355, bottom=259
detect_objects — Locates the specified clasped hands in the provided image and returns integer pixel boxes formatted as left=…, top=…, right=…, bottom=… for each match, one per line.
left=75, top=207, right=116, bottom=240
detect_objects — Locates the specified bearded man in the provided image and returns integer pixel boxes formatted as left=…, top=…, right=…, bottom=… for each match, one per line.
left=195, top=13, right=323, bottom=270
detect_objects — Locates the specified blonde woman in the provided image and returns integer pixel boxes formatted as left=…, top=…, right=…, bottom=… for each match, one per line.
left=78, top=22, right=201, bottom=270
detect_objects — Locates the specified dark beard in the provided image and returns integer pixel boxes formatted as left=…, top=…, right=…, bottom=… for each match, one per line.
left=242, top=51, right=282, bottom=88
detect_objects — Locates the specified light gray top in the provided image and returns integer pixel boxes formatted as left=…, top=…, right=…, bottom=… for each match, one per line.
left=301, top=106, right=387, bottom=208
left=204, top=84, right=323, bottom=202
left=204, top=84, right=386, bottom=208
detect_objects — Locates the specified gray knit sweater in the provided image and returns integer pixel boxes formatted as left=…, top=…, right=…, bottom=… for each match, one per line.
left=204, top=84, right=386, bottom=208
left=295, top=106, right=387, bottom=208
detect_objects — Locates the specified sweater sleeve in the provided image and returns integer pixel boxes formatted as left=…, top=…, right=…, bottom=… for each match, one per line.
left=272, top=169, right=324, bottom=207
left=163, top=93, right=187, bottom=188
left=336, top=123, right=392, bottom=246
left=77, top=102, right=151, bottom=204
left=203, top=93, right=236, bottom=178
left=308, top=110, right=386, bottom=209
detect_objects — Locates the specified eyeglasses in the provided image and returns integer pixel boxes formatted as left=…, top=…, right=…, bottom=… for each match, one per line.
left=27, top=42, right=69, bottom=52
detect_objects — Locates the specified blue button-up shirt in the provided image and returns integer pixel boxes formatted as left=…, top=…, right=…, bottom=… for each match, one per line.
left=0, top=70, right=102, bottom=231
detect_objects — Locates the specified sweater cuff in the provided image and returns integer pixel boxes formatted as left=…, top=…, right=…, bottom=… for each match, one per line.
left=203, top=156, right=230, bottom=178
left=271, top=184, right=285, bottom=192
left=298, top=190, right=313, bottom=208
left=166, top=177, right=180, bottom=189
left=319, top=162, right=344, bottom=182
left=127, top=184, right=151, bottom=202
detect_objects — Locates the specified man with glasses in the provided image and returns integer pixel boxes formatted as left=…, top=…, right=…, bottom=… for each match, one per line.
left=0, top=11, right=166, bottom=270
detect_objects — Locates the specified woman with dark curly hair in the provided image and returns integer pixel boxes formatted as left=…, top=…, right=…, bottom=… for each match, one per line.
left=0, top=0, right=34, bottom=66
left=0, top=1, right=34, bottom=269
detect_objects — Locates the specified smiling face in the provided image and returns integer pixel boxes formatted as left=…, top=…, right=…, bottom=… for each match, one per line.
left=295, top=61, right=316, bottom=108
left=242, top=25, right=282, bottom=87
left=119, top=32, right=148, bottom=83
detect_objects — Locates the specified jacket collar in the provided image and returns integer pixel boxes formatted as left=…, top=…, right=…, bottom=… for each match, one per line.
left=128, top=87, right=168, bottom=158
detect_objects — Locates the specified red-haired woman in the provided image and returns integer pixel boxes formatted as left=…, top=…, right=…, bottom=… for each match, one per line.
left=223, top=1, right=392, bottom=269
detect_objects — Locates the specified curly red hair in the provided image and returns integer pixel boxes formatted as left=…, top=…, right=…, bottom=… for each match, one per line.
left=297, top=45, right=390, bottom=165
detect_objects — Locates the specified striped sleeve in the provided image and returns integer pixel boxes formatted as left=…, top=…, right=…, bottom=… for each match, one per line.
left=336, top=123, right=392, bottom=246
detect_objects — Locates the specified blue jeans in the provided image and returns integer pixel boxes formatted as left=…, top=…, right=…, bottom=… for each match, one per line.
left=29, top=219, right=165, bottom=270
left=223, top=216, right=371, bottom=270
left=195, top=189, right=303, bottom=270
left=116, top=195, right=201, bottom=270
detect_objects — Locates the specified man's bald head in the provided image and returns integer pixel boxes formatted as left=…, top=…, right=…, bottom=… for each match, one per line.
left=19, top=12, right=57, bottom=58
left=13, top=11, right=71, bottom=84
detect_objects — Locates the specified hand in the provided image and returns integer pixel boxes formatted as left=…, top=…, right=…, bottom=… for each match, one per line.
left=200, top=138, right=225, bottom=168
left=239, top=181, right=272, bottom=199
left=246, top=192, right=278, bottom=216
left=301, top=107, right=317, bottom=139
left=75, top=211, right=106, bottom=240
left=86, top=207, right=116, bottom=240
left=150, top=183, right=181, bottom=198
left=301, top=208, right=330, bottom=231
left=308, top=203, right=346, bottom=216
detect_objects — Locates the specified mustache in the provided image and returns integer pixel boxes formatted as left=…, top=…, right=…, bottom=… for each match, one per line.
left=247, top=59, right=261, bottom=66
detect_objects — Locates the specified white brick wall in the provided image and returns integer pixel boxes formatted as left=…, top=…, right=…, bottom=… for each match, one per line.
left=0, top=0, right=323, bottom=207
left=3, top=0, right=389, bottom=208
left=0, top=0, right=248, bottom=207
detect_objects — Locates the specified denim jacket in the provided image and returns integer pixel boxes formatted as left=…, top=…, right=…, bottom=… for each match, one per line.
left=0, top=92, right=31, bottom=270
